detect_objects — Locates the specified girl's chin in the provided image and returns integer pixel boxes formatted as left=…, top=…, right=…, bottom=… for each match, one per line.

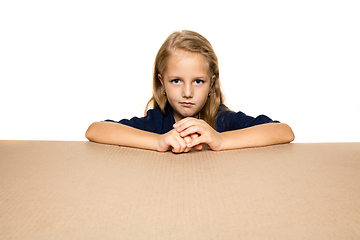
left=181, top=114, right=198, bottom=119
left=174, top=111, right=198, bottom=121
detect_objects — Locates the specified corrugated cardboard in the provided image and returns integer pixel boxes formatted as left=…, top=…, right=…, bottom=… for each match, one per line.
left=1, top=141, right=359, bottom=239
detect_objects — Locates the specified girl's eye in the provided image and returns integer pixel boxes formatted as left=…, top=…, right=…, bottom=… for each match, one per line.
left=171, top=79, right=181, bottom=84
left=194, top=79, right=204, bottom=85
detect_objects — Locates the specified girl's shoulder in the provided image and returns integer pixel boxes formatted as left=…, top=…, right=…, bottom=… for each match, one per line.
left=216, top=104, right=278, bottom=132
left=109, top=108, right=174, bottom=134
left=217, top=104, right=236, bottom=118
left=218, top=104, right=232, bottom=113
left=144, top=107, right=165, bottom=118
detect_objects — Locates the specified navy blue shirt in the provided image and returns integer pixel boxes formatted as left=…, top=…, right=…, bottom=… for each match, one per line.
left=106, top=104, right=278, bottom=134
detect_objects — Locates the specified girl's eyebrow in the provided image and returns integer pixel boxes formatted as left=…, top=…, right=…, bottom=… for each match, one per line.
left=168, top=76, right=207, bottom=79
left=168, top=76, right=181, bottom=79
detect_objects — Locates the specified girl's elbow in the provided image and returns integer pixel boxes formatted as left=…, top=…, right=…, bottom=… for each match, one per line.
left=85, top=122, right=99, bottom=141
left=282, top=123, right=295, bottom=143
left=286, top=131, right=295, bottom=143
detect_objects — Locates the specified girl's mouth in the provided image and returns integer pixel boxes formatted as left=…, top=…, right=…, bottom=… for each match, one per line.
left=180, top=102, right=194, bottom=107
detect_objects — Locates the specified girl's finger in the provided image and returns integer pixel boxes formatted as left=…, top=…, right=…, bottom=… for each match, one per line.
left=170, top=137, right=183, bottom=153
left=178, top=135, right=189, bottom=153
left=190, top=133, right=199, bottom=140
left=173, top=117, right=192, bottom=127
left=184, top=145, right=192, bottom=153
left=173, top=143, right=185, bottom=153
left=190, top=134, right=202, bottom=150
left=183, top=135, right=192, bottom=144
left=173, top=118, right=197, bottom=132
left=180, top=125, right=201, bottom=138
left=171, top=141, right=180, bottom=153
left=194, top=143, right=203, bottom=150
left=183, top=134, right=197, bottom=152
left=186, top=136, right=203, bottom=148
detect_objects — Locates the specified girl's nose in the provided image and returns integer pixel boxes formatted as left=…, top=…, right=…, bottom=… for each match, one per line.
left=182, top=84, right=193, bottom=98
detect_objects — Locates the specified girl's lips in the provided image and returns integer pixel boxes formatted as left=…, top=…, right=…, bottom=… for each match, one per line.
left=180, top=102, right=194, bottom=107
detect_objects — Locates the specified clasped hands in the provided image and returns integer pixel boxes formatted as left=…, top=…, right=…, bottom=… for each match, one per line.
left=156, top=117, right=223, bottom=153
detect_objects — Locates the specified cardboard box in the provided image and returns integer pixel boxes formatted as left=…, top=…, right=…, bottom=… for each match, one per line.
left=1, top=141, right=359, bottom=239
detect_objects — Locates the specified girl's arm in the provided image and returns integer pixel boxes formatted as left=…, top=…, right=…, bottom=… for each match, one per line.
left=217, top=123, right=294, bottom=150
left=85, top=121, right=194, bottom=153
left=174, top=118, right=294, bottom=151
left=86, top=121, right=158, bottom=150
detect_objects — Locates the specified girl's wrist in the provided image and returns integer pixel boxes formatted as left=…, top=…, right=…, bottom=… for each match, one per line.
left=154, top=134, right=164, bottom=152
left=208, top=132, right=225, bottom=151
left=217, top=132, right=226, bottom=151
left=219, top=131, right=237, bottom=151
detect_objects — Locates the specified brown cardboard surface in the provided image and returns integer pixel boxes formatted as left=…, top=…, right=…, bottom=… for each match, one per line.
left=0, top=141, right=360, bottom=239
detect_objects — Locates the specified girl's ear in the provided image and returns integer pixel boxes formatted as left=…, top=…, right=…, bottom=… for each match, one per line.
left=158, top=74, right=164, bottom=86
left=211, top=75, right=216, bottom=88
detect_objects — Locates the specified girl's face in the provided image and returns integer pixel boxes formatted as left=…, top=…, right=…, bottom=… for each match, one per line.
left=159, top=50, right=213, bottom=122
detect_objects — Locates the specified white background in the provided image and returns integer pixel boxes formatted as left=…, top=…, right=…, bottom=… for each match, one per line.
left=1, top=0, right=359, bottom=142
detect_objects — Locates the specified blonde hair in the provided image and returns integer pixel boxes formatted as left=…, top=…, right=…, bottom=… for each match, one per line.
left=146, top=30, right=225, bottom=129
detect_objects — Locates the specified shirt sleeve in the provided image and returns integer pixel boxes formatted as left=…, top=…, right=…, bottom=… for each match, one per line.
left=104, top=109, right=165, bottom=134
left=216, top=106, right=279, bottom=133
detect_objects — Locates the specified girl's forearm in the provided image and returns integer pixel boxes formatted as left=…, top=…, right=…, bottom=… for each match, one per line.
left=219, top=123, right=294, bottom=150
left=85, top=122, right=159, bottom=150
left=85, top=122, right=294, bottom=152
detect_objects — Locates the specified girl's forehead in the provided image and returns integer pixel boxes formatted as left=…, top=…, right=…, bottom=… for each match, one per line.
left=170, top=49, right=205, bottom=60
left=167, top=50, right=209, bottom=70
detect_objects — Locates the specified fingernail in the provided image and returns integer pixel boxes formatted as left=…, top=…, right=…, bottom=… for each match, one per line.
left=177, top=127, right=181, bottom=132
left=173, top=123, right=178, bottom=127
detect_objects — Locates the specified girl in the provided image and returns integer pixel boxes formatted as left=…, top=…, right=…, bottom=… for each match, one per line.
left=86, top=30, right=294, bottom=153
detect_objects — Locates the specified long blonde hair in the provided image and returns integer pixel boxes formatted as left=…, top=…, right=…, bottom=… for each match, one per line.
left=146, top=30, right=224, bottom=129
